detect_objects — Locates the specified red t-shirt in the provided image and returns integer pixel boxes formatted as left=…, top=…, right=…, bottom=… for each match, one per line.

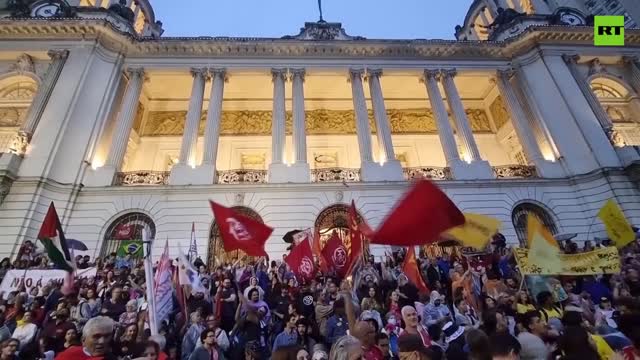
left=55, top=346, right=108, bottom=360
left=363, top=345, right=384, bottom=360
left=623, top=345, right=638, bottom=360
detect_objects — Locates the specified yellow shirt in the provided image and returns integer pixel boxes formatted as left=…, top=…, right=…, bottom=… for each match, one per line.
left=516, top=303, right=536, bottom=314
left=540, top=306, right=563, bottom=322
left=591, top=334, right=615, bottom=360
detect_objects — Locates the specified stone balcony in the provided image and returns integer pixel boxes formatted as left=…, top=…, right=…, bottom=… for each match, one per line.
left=112, top=164, right=538, bottom=186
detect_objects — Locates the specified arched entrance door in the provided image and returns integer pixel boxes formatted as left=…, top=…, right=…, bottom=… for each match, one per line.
left=100, top=212, right=156, bottom=258
left=314, top=204, right=367, bottom=258
left=512, top=202, right=558, bottom=247
left=207, top=206, right=263, bottom=269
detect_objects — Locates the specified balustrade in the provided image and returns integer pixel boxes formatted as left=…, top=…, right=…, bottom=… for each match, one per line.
left=114, top=170, right=170, bottom=185
left=217, top=169, right=268, bottom=184
left=492, top=165, right=537, bottom=178
left=311, top=168, right=361, bottom=182
left=402, top=167, right=452, bottom=181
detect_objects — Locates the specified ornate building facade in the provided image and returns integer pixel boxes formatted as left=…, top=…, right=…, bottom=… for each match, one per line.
left=0, top=0, right=639, bottom=262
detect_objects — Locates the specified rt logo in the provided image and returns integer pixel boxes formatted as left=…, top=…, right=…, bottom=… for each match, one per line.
left=594, top=16, right=625, bottom=46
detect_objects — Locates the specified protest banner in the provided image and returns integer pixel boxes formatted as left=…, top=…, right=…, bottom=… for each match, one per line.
left=514, top=247, right=620, bottom=275
left=0, top=267, right=96, bottom=298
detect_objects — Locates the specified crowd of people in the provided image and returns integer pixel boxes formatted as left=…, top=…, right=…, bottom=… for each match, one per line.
left=0, top=234, right=639, bottom=360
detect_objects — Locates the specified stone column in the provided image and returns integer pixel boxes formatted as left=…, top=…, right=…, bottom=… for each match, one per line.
left=367, top=69, right=395, bottom=163
left=423, top=70, right=460, bottom=165
left=495, top=70, right=548, bottom=168
left=484, top=0, right=498, bottom=15
left=440, top=69, right=493, bottom=178
left=194, top=68, right=226, bottom=184
left=622, top=57, right=640, bottom=120
left=10, top=50, right=69, bottom=156
left=291, top=69, right=308, bottom=165
left=169, top=68, right=208, bottom=185
left=178, top=68, right=208, bottom=166
left=268, top=69, right=289, bottom=183
left=349, top=69, right=374, bottom=164
left=104, top=67, right=145, bottom=170
left=202, top=69, right=226, bottom=166
left=440, top=69, right=482, bottom=162
left=563, top=55, right=613, bottom=132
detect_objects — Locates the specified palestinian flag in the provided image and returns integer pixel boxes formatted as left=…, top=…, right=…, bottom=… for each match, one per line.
left=37, top=202, right=74, bottom=272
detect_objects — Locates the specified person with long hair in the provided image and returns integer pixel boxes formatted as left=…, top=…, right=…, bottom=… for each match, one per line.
left=10, top=310, right=36, bottom=351
left=329, top=335, right=362, bottom=360
left=558, top=326, right=600, bottom=360
left=361, top=287, right=383, bottom=314
left=514, top=291, right=535, bottom=315
left=0, top=339, right=18, bottom=360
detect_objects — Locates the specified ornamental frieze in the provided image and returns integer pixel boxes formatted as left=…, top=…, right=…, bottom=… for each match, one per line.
left=490, top=96, right=509, bottom=130
left=141, top=108, right=491, bottom=136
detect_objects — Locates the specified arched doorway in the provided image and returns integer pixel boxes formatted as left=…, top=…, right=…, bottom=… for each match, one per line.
left=100, top=212, right=156, bottom=258
left=512, top=202, right=558, bottom=247
left=314, top=204, right=366, bottom=258
left=207, top=206, right=263, bottom=269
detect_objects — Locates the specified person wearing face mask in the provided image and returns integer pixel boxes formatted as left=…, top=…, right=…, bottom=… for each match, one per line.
left=422, top=291, right=451, bottom=327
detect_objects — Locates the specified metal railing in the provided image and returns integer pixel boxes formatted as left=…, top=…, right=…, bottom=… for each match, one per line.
left=114, top=171, right=170, bottom=186
left=216, top=169, right=268, bottom=184
left=311, top=167, right=361, bottom=183
left=492, top=165, right=537, bottom=179
left=402, top=167, right=452, bottom=181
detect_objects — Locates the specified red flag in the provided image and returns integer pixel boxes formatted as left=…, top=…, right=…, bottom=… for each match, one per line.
left=345, top=200, right=364, bottom=275
left=371, top=180, right=465, bottom=246
left=172, top=265, right=187, bottom=329
left=402, top=246, right=429, bottom=294
left=313, top=227, right=329, bottom=272
left=210, top=201, right=272, bottom=257
left=114, top=223, right=135, bottom=240
left=285, top=239, right=315, bottom=282
left=321, top=231, right=349, bottom=277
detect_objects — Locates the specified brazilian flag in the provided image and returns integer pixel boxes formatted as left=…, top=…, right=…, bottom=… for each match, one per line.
left=117, top=240, right=143, bottom=257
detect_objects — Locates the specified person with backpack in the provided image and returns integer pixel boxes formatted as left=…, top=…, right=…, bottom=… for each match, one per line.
left=536, top=291, right=563, bottom=325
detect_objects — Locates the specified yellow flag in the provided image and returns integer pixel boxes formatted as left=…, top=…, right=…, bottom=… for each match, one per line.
left=444, top=213, right=502, bottom=249
left=527, top=214, right=562, bottom=274
left=598, top=199, right=635, bottom=248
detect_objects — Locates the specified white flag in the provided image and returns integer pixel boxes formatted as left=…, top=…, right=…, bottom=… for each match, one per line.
left=178, top=247, right=207, bottom=294
left=153, top=239, right=173, bottom=325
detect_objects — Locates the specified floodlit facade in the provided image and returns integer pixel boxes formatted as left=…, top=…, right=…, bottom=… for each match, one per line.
left=0, top=0, right=640, bottom=264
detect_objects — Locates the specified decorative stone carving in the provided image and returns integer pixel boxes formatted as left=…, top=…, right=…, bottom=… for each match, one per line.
left=217, top=170, right=267, bottom=184
left=608, top=129, right=627, bottom=147
left=114, top=171, right=170, bottom=186
left=0, top=176, right=12, bottom=206
left=132, top=102, right=145, bottom=132
left=588, top=58, right=607, bottom=76
left=240, top=153, right=266, bottom=170
left=8, top=130, right=29, bottom=155
left=0, top=86, right=36, bottom=100
left=490, top=96, right=510, bottom=130
left=311, top=167, right=360, bottom=182
left=142, top=108, right=491, bottom=136
left=605, top=106, right=631, bottom=123
left=402, top=167, right=452, bottom=181
left=234, top=193, right=245, bottom=205
left=492, top=165, right=537, bottom=178
left=0, top=107, right=28, bottom=127
left=334, top=191, right=344, bottom=202
left=313, top=152, right=339, bottom=168
left=465, top=109, right=492, bottom=132
left=283, top=21, right=366, bottom=41
left=10, top=54, right=35, bottom=74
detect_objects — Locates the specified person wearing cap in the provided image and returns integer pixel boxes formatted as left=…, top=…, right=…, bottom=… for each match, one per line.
left=442, top=321, right=467, bottom=360
left=595, top=296, right=618, bottom=330
left=422, top=291, right=451, bottom=327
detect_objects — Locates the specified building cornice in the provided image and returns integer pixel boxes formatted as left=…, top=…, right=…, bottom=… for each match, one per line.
left=0, top=18, right=638, bottom=60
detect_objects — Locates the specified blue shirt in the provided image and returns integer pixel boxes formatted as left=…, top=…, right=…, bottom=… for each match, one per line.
left=272, top=329, right=298, bottom=352
left=326, top=315, right=349, bottom=344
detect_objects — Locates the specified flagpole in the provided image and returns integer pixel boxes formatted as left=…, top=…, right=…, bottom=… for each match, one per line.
left=142, top=228, right=159, bottom=336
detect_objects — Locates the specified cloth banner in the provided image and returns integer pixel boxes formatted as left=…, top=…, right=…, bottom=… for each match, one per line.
left=513, top=247, right=620, bottom=275
left=0, top=267, right=97, bottom=299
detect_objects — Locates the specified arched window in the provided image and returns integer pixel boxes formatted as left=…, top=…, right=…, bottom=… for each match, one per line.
left=101, top=212, right=156, bottom=258
left=314, top=204, right=365, bottom=258
left=511, top=202, right=558, bottom=247
left=591, top=82, right=623, bottom=99
left=0, top=78, right=37, bottom=127
left=208, top=206, right=263, bottom=269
